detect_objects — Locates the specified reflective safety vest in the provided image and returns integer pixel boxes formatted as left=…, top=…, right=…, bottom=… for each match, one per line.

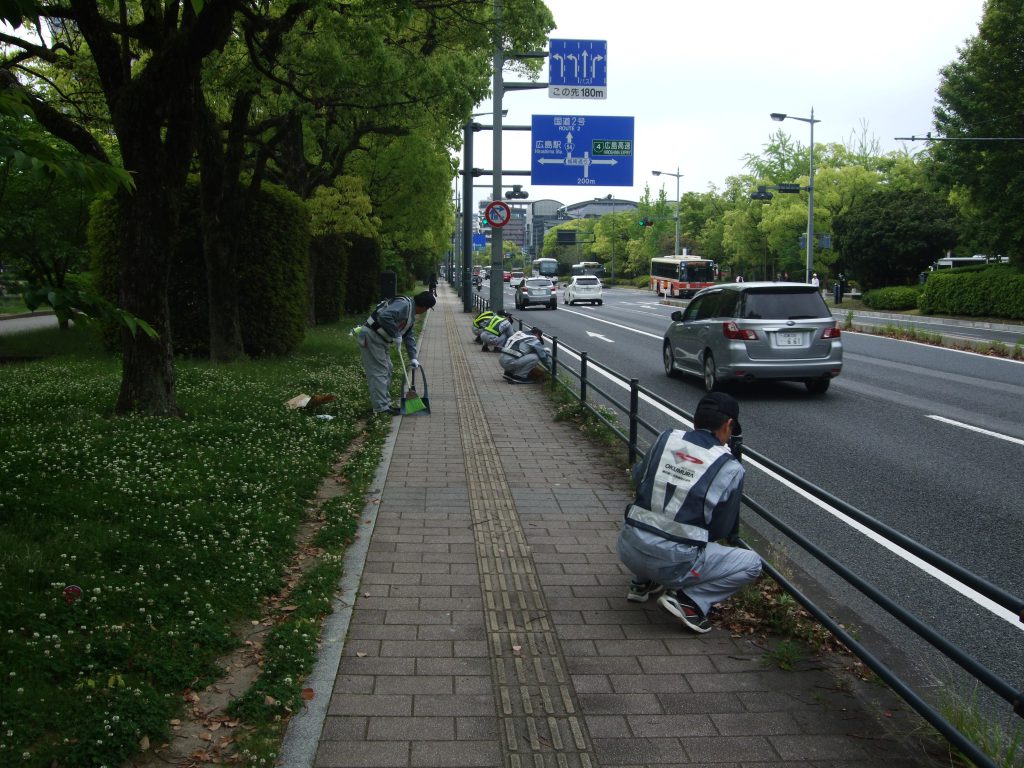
left=364, top=296, right=413, bottom=343
left=624, top=429, right=735, bottom=546
left=483, top=315, right=508, bottom=335
left=473, top=311, right=496, bottom=330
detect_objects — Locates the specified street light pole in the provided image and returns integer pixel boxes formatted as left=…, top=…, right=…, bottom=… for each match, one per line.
left=770, top=109, right=820, bottom=283
left=651, top=167, right=682, bottom=256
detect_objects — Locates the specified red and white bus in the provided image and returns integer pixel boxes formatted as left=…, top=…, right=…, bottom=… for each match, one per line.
left=650, top=255, right=717, bottom=298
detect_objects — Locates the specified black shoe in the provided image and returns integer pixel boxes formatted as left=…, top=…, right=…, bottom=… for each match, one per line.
left=480, top=345, right=491, bottom=352
left=626, top=580, right=665, bottom=603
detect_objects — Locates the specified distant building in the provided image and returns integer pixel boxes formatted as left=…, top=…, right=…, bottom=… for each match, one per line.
left=557, top=197, right=638, bottom=220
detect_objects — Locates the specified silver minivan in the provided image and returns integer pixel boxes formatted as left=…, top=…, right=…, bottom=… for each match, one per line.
left=663, top=282, right=843, bottom=394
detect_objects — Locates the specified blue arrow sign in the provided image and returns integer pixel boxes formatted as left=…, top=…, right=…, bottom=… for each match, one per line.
left=531, top=115, right=634, bottom=187
left=549, top=39, right=607, bottom=99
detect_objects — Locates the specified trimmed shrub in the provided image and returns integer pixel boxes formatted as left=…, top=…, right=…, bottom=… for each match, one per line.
left=919, top=265, right=1024, bottom=320
left=310, top=233, right=348, bottom=325
left=236, top=184, right=310, bottom=356
left=862, top=285, right=922, bottom=311
left=343, top=235, right=383, bottom=315
left=90, top=181, right=310, bottom=357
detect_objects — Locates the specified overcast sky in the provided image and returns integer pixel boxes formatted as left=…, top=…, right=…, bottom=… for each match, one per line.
left=466, top=0, right=987, bottom=210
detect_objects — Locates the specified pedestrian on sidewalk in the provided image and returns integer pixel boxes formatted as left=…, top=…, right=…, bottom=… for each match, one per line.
left=471, top=310, right=496, bottom=344
left=428, top=272, right=438, bottom=296
left=499, top=327, right=550, bottom=383
left=479, top=312, right=513, bottom=352
left=616, top=392, right=762, bottom=633
left=356, top=290, right=435, bottom=415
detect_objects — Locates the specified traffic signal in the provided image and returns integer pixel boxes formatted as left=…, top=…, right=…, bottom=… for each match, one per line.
left=776, top=183, right=802, bottom=193
left=639, top=217, right=653, bottom=227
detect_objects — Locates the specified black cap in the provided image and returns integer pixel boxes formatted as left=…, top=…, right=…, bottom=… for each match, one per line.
left=695, top=391, right=741, bottom=436
left=414, top=291, right=436, bottom=310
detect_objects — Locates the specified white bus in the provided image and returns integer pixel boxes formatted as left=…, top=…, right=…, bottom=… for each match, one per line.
left=933, top=255, right=1008, bottom=270
left=531, top=258, right=559, bottom=279
left=571, top=261, right=604, bottom=277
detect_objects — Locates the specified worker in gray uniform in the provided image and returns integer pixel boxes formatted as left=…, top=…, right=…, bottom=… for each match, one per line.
left=357, top=290, right=435, bottom=414
left=499, top=327, right=550, bottom=383
left=479, top=312, right=513, bottom=352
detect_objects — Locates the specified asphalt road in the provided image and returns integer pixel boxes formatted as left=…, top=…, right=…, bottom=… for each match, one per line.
left=488, top=279, right=1024, bottom=728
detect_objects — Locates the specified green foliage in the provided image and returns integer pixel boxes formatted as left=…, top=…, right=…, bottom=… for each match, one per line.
left=343, top=235, right=384, bottom=314
left=862, top=285, right=923, bottom=311
left=90, top=182, right=311, bottom=356
left=919, top=265, right=1024, bottom=320
left=310, top=233, right=348, bottom=324
left=934, top=0, right=1024, bottom=267
left=237, top=185, right=310, bottom=356
left=833, top=186, right=957, bottom=289
left=0, top=323, right=377, bottom=767
left=22, top=285, right=157, bottom=338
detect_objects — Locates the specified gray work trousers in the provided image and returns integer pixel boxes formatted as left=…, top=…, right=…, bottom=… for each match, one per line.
left=358, top=327, right=394, bottom=413
left=500, top=352, right=542, bottom=378
left=616, top=527, right=762, bottom=616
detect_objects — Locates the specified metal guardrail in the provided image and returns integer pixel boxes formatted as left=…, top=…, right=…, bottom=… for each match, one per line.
left=464, top=287, right=1023, bottom=768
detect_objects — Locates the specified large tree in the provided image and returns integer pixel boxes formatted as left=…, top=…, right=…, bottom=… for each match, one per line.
left=833, top=186, right=957, bottom=289
left=933, top=0, right=1024, bottom=267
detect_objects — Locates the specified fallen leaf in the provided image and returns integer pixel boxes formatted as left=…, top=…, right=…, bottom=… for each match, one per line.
left=209, top=721, right=222, bottom=731
left=170, top=719, right=181, bottom=728
left=280, top=605, right=298, bottom=612
left=512, top=645, right=522, bottom=653
left=139, top=735, right=150, bottom=751
left=301, top=688, right=316, bottom=701
left=264, top=695, right=277, bottom=706
left=199, top=732, right=213, bottom=742
left=356, top=651, right=367, bottom=658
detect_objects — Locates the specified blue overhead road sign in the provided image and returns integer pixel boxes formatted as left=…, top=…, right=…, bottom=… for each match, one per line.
left=531, top=115, right=634, bottom=187
left=549, top=39, right=607, bottom=99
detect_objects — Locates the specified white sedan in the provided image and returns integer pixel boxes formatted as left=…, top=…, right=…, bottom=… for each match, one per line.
left=562, top=275, right=603, bottom=306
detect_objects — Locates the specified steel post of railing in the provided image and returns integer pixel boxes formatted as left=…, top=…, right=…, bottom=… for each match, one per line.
left=628, top=379, right=639, bottom=465
left=550, top=337, right=558, bottom=390
left=579, top=352, right=589, bottom=404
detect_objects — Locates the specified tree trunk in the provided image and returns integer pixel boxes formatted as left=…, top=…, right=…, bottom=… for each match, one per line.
left=115, top=185, right=180, bottom=416
left=197, top=97, right=246, bottom=362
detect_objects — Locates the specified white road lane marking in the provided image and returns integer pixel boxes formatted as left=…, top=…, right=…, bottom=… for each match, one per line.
left=547, top=342, right=1023, bottom=631
left=925, top=414, right=1024, bottom=446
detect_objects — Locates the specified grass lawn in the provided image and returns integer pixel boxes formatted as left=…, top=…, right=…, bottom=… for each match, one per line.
left=0, top=320, right=391, bottom=767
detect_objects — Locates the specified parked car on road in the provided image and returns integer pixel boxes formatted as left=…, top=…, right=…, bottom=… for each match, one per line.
left=562, top=275, right=603, bottom=306
left=662, top=282, right=842, bottom=394
left=515, top=277, right=558, bottom=310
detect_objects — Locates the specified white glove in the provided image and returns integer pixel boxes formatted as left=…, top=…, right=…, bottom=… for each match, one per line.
left=410, top=359, right=420, bottom=368
left=393, top=334, right=403, bottom=345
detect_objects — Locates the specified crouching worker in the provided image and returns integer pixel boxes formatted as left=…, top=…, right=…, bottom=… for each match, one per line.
left=479, top=312, right=513, bottom=352
left=499, top=327, right=550, bottom=383
left=471, top=310, right=495, bottom=344
left=616, top=392, right=762, bottom=633
left=357, top=290, right=435, bottom=415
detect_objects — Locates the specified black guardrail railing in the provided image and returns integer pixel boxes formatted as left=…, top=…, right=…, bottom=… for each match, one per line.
left=464, top=290, right=1023, bottom=768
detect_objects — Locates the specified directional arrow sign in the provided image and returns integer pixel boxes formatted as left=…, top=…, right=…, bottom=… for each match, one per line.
left=585, top=331, right=614, bottom=343
left=548, top=39, right=607, bottom=100
left=532, top=115, right=634, bottom=187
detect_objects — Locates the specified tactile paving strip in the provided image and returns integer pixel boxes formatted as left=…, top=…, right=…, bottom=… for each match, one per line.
left=445, top=308, right=598, bottom=768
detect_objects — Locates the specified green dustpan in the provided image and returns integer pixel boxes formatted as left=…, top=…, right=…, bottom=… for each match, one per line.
left=401, top=364, right=431, bottom=415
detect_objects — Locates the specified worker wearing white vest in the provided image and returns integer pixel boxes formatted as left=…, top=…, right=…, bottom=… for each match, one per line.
left=357, top=291, right=434, bottom=415
left=499, top=327, right=550, bottom=383
left=616, top=392, right=762, bottom=633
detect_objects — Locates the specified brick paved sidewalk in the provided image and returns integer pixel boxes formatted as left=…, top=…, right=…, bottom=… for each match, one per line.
left=284, top=284, right=939, bottom=768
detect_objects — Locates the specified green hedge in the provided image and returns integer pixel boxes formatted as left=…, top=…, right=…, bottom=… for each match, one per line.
left=90, top=181, right=310, bottom=356
left=310, top=233, right=348, bottom=325
left=862, top=285, right=923, bottom=311
left=919, top=265, right=1024, bottom=320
